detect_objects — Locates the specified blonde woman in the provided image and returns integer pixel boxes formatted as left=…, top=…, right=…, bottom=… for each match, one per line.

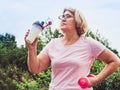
left=25, top=8, right=120, bottom=90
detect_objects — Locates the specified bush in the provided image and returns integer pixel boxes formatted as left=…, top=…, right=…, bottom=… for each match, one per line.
left=0, top=30, right=120, bottom=90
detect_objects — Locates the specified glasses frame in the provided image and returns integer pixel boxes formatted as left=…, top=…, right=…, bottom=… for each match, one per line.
left=58, top=14, right=73, bottom=20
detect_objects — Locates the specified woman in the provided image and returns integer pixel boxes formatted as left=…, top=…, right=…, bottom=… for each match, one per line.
left=25, top=8, right=120, bottom=90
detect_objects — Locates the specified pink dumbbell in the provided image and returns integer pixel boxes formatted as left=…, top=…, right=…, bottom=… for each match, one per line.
left=78, top=74, right=95, bottom=89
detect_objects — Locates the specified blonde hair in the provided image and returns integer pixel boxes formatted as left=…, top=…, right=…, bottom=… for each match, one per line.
left=63, top=8, right=88, bottom=36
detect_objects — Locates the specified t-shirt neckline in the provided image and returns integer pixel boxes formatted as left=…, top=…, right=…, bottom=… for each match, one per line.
left=59, top=36, right=83, bottom=47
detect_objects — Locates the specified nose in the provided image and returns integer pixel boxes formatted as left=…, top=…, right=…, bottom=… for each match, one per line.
left=61, top=17, right=66, bottom=22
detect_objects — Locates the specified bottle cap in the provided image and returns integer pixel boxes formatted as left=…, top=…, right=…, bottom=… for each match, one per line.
left=33, top=21, right=44, bottom=28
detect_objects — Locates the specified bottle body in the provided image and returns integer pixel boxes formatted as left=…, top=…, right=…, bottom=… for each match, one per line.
left=26, top=22, right=43, bottom=44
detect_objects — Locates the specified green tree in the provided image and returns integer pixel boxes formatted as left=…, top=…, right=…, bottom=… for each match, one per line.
left=0, top=28, right=120, bottom=90
left=0, top=33, right=16, bottom=49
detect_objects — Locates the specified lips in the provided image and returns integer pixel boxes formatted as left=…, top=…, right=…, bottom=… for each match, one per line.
left=61, top=22, right=66, bottom=26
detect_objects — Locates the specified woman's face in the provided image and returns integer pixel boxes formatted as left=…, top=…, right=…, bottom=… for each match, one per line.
left=59, top=10, right=76, bottom=32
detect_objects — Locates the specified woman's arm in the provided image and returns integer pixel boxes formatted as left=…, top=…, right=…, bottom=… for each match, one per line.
left=25, top=30, right=51, bottom=74
left=27, top=49, right=51, bottom=74
left=89, top=48, right=120, bottom=86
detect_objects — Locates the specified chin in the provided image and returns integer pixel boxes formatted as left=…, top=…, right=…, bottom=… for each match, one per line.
left=60, top=26, right=67, bottom=31
left=61, top=28, right=67, bottom=32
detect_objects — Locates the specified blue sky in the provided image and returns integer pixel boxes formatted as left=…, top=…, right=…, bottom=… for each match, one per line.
left=0, top=0, right=120, bottom=53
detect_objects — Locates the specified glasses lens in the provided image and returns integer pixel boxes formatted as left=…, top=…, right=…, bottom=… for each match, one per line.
left=58, top=15, right=63, bottom=20
left=58, top=14, right=72, bottom=20
left=65, top=14, right=72, bottom=18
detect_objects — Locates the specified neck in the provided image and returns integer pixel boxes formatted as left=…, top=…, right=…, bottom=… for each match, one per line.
left=62, top=33, right=79, bottom=45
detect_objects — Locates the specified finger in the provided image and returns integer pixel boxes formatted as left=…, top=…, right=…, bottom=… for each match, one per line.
left=33, top=38, right=39, bottom=45
left=24, top=29, right=30, bottom=40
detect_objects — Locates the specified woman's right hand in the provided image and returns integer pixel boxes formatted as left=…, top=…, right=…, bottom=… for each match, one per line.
left=24, top=29, right=39, bottom=49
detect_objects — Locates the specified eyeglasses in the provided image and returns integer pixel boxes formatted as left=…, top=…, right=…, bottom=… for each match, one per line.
left=58, top=14, right=73, bottom=20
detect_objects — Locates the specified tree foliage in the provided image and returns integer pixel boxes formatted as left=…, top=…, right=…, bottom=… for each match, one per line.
left=0, top=33, right=16, bottom=49
left=0, top=28, right=120, bottom=90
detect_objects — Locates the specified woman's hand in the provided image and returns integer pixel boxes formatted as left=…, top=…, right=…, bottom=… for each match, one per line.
left=24, top=29, right=39, bottom=49
left=88, top=76, right=98, bottom=87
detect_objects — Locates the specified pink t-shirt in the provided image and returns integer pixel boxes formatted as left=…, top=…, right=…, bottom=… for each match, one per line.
left=41, top=36, right=105, bottom=90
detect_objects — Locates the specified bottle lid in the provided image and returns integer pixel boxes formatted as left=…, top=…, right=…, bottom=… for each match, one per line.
left=33, top=21, right=44, bottom=27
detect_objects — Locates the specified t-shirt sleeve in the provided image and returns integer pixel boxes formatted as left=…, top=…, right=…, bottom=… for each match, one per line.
left=40, top=39, right=54, bottom=56
left=88, top=37, right=106, bottom=58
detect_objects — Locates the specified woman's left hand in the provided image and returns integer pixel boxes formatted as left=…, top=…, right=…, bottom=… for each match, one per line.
left=88, top=76, right=98, bottom=87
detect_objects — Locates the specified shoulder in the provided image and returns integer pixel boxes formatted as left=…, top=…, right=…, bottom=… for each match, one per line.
left=50, top=38, right=61, bottom=43
left=83, top=36, right=100, bottom=45
left=79, top=36, right=95, bottom=43
left=84, top=37, right=106, bottom=57
left=47, top=38, right=61, bottom=45
left=84, top=36, right=105, bottom=48
left=52, top=38, right=61, bottom=41
left=84, top=36, right=95, bottom=41
left=81, top=36, right=105, bottom=51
